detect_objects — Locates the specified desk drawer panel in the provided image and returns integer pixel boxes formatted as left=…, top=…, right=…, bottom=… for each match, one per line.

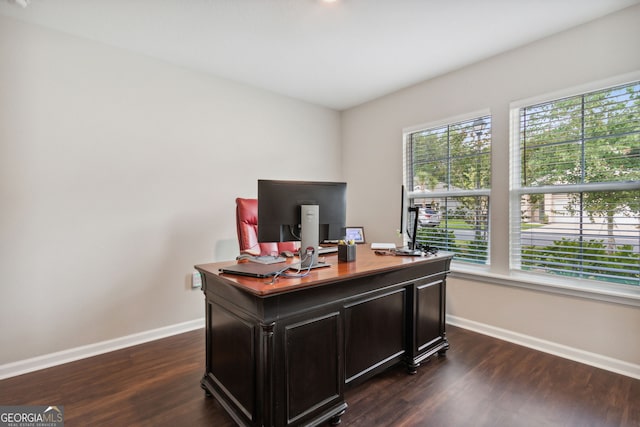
left=344, top=288, right=406, bottom=383
left=284, top=311, right=342, bottom=424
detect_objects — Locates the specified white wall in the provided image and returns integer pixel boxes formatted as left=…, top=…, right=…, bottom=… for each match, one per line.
left=342, top=5, right=640, bottom=367
left=2, top=4, right=638, bottom=375
left=0, top=16, right=341, bottom=365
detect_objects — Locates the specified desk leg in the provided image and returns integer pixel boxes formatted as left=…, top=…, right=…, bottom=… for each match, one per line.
left=258, top=322, right=276, bottom=427
left=202, top=300, right=213, bottom=397
left=200, top=379, right=212, bottom=397
left=330, top=407, right=347, bottom=425
left=407, top=361, right=420, bottom=375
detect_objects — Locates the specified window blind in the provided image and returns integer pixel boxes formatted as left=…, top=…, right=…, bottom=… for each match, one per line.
left=405, top=115, right=491, bottom=264
left=512, top=82, right=640, bottom=286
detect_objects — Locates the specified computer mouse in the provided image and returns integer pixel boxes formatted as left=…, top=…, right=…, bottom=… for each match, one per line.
left=280, top=251, right=294, bottom=258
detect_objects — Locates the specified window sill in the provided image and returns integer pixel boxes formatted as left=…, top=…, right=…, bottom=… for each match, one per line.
left=449, top=263, right=640, bottom=308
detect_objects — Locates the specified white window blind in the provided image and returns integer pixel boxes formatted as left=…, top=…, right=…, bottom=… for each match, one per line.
left=512, top=81, right=640, bottom=286
left=405, top=115, right=491, bottom=264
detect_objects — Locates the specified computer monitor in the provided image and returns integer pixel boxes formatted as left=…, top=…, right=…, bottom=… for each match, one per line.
left=397, top=184, right=422, bottom=256
left=258, top=179, right=347, bottom=267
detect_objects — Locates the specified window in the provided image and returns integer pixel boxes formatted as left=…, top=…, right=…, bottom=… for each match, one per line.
left=512, top=81, right=640, bottom=286
left=404, top=114, right=491, bottom=264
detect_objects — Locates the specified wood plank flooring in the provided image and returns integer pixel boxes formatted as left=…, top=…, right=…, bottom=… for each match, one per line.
left=1, top=326, right=638, bottom=426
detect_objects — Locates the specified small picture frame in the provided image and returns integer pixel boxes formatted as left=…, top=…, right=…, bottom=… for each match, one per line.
left=345, top=226, right=366, bottom=244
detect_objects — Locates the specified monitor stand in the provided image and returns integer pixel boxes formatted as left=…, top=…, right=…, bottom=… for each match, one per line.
left=299, top=204, right=331, bottom=269
left=394, top=248, right=424, bottom=256
left=293, top=261, right=332, bottom=271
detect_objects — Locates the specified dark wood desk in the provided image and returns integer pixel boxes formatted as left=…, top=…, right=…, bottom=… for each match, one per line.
left=195, top=247, right=453, bottom=427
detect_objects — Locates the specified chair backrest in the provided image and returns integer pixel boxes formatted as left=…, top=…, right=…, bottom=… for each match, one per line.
left=235, top=198, right=299, bottom=256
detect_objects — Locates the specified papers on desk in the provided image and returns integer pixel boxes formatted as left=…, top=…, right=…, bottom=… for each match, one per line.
left=370, top=243, right=397, bottom=250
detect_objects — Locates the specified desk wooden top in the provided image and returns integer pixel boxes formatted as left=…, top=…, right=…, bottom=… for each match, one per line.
left=195, top=246, right=453, bottom=297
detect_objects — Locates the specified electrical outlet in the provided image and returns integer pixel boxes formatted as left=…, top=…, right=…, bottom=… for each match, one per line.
left=191, top=271, right=202, bottom=288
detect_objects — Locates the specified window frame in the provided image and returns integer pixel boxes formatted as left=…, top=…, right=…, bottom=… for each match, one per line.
left=400, top=76, right=640, bottom=308
left=509, top=78, right=640, bottom=293
left=403, top=109, right=492, bottom=266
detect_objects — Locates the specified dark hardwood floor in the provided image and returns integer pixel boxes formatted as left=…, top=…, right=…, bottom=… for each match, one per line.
left=1, top=326, right=638, bottom=426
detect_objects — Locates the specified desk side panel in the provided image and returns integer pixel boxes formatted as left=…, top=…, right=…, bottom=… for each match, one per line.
left=416, top=279, right=445, bottom=351
left=206, top=300, right=255, bottom=421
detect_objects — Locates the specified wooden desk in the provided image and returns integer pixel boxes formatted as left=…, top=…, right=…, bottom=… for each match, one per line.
left=195, top=246, right=453, bottom=427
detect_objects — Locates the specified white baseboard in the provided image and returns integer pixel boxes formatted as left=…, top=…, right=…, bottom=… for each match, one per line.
left=447, top=315, right=640, bottom=380
left=0, top=318, right=205, bottom=380
left=4, top=316, right=637, bottom=381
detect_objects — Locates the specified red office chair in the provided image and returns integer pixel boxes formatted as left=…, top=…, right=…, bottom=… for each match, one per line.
left=236, top=198, right=299, bottom=256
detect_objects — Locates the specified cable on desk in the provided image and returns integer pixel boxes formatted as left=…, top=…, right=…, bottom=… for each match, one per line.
left=265, top=247, right=316, bottom=284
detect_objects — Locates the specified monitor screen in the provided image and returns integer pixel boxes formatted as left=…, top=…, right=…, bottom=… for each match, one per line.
left=257, top=179, right=347, bottom=244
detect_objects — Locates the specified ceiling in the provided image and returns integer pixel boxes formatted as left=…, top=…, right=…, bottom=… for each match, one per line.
left=1, top=0, right=638, bottom=110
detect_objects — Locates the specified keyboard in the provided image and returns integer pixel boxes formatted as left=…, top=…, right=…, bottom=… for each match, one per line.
left=248, top=255, right=287, bottom=264
left=318, top=246, right=338, bottom=255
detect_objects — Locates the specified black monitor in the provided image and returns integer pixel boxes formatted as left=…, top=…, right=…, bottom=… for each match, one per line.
left=258, top=179, right=347, bottom=267
left=397, top=184, right=423, bottom=256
